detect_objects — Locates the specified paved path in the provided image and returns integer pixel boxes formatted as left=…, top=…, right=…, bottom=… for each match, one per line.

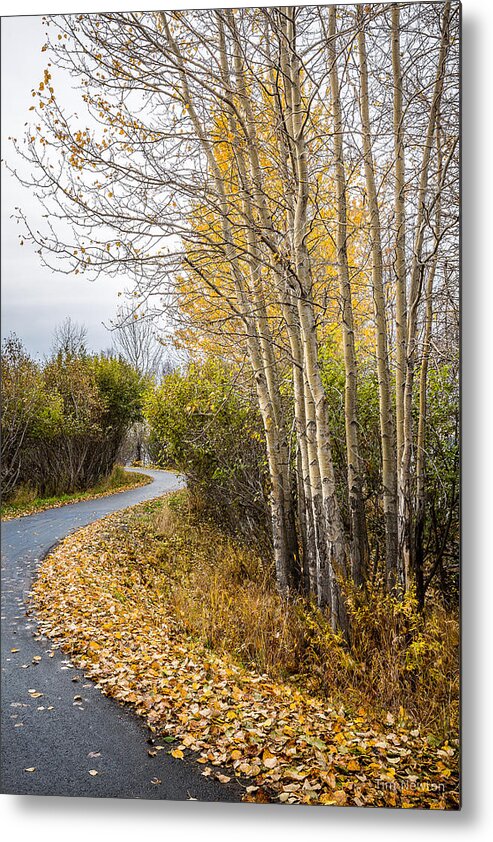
left=1, top=469, right=242, bottom=802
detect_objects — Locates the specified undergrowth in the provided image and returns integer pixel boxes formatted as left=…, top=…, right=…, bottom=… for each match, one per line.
left=154, top=492, right=459, bottom=740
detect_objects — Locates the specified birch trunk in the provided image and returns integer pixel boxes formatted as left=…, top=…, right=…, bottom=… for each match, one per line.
left=328, top=6, right=368, bottom=587
left=285, top=294, right=319, bottom=597
left=227, top=8, right=346, bottom=616
left=356, top=9, right=399, bottom=588
left=161, top=12, right=295, bottom=593
left=400, top=1, right=451, bottom=590
left=216, top=17, right=300, bottom=589
left=415, top=118, right=443, bottom=612
left=281, top=7, right=348, bottom=631
left=391, top=3, right=408, bottom=478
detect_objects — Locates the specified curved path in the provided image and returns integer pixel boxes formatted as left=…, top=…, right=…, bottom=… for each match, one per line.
left=1, top=469, right=242, bottom=802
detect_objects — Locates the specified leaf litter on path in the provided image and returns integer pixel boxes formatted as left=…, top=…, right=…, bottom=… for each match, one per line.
left=31, top=503, right=459, bottom=809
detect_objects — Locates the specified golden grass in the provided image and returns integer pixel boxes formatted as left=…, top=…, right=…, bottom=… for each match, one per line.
left=154, top=494, right=459, bottom=740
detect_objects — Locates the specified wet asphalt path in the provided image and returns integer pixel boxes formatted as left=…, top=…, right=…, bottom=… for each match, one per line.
left=0, top=469, right=243, bottom=802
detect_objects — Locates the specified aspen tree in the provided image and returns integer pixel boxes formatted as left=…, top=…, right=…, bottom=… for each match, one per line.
left=356, top=6, right=399, bottom=587
left=399, top=0, right=452, bottom=588
left=328, top=5, right=368, bottom=587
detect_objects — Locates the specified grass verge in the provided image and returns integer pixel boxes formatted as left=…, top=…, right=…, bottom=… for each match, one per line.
left=31, top=493, right=459, bottom=809
left=155, top=494, right=459, bottom=740
left=1, top=465, right=152, bottom=520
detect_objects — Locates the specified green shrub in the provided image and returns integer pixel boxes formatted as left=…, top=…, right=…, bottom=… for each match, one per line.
left=145, top=358, right=270, bottom=547
left=1, top=336, right=146, bottom=500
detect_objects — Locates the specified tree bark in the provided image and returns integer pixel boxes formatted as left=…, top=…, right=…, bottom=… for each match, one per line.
left=161, top=11, right=296, bottom=594
left=415, top=116, right=443, bottom=612
left=328, top=5, right=368, bottom=587
left=399, top=0, right=451, bottom=591
left=391, top=3, right=408, bottom=484
left=356, top=7, right=399, bottom=589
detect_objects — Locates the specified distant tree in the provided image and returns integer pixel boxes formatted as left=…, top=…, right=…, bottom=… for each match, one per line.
left=109, top=306, right=169, bottom=378
left=51, top=317, right=87, bottom=357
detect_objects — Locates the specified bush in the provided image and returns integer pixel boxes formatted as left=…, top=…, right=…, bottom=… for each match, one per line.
left=319, top=345, right=459, bottom=602
left=145, top=358, right=270, bottom=548
left=0, top=336, right=59, bottom=499
left=1, top=336, right=146, bottom=500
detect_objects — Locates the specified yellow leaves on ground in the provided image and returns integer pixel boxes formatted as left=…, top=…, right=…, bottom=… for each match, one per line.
left=262, top=748, right=278, bottom=770
left=28, top=689, right=43, bottom=699
left=31, top=502, right=459, bottom=809
left=319, top=790, right=347, bottom=806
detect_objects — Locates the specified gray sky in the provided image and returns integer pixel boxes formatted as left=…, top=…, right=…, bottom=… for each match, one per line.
left=1, top=15, right=127, bottom=358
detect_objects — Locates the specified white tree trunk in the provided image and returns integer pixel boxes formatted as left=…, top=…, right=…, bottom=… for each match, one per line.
left=357, top=8, right=399, bottom=588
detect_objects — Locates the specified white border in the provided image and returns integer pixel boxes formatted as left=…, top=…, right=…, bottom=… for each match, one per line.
left=2, top=1, right=492, bottom=840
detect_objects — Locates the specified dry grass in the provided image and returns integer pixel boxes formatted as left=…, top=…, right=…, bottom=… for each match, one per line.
left=153, top=494, right=459, bottom=740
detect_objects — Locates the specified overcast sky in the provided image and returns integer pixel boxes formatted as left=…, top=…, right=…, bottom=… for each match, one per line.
left=1, top=15, right=129, bottom=358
